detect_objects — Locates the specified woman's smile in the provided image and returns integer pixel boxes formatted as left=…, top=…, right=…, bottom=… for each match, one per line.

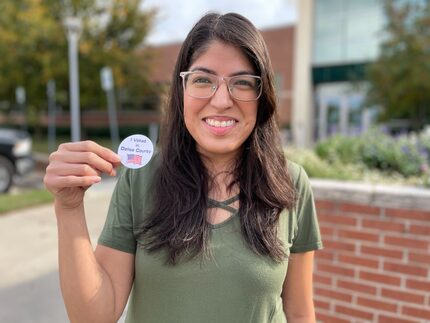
left=203, top=116, right=237, bottom=135
left=204, top=118, right=236, bottom=128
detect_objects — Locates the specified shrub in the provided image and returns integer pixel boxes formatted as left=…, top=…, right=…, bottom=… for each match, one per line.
left=285, top=146, right=429, bottom=187
left=285, top=147, right=362, bottom=181
left=315, top=135, right=362, bottom=164
left=315, top=128, right=430, bottom=178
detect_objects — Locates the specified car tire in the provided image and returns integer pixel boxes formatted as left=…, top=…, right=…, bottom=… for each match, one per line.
left=0, top=156, right=14, bottom=193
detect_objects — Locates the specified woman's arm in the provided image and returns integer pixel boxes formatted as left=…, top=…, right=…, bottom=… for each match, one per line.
left=56, top=205, right=134, bottom=323
left=281, top=251, right=316, bottom=323
left=45, top=141, right=134, bottom=323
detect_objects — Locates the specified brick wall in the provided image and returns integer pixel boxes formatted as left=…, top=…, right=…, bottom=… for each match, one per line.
left=312, top=180, right=430, bottom=323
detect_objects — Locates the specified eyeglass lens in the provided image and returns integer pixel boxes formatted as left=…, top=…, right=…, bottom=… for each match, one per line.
left=183, top=72, right=261, bottom=101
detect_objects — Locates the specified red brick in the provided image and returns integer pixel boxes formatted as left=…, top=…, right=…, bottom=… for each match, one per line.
left=381, top=288, right=425, bottom=304
left=335, top=304, right=374, bottom=320
left=385, top=208, right=430, bottom=221
left=384, top=235, right=428, bottom=250
left=319, top=225, right=335, bottom=236
left=315, top=200, right=337, bottom=211
left=357, top=296, right=398, bottom=312
left=337, top=279, right=377, bottom=295
left=315, top=287, right=353, bottom=302
left=360, top=245, right=403, bottom=259
left=316, top=250, right=335, bottom=261
left=409, top=224, right=430, bottom=235
left=402, top=305, right=430, bottom=320
left=323, top=239, right=356, bottom=252
left=316, top=312, right=349, bottom=323
left=362, top=219, right=405, bottom=232
left=338, top=254, right=379, bottom=269
left=378, top=315, right=419, bottom=323
left=338, top=229, right=380, bottom=242
left=359, top=271, right=401, bottom=286
left=318, top=213, right=357, bottom=226
left=408, top=252, right=430, bottom=265
left=317, top=263, right=355, bottom=277
left=383, top=261, right=428, bottom=277
left=406, top=278, right=430, bottom=292
left=313, top=274, right=333, bottom=286
left=314, top=299, right=330, bottom=310
left=340, top=203, right=380, bottom=215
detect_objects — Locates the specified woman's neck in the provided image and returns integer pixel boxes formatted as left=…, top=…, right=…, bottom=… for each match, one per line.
left=201, top=154, right=239, bottom=201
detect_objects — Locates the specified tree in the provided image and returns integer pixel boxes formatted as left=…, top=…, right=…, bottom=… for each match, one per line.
left=365, top=0, right=430, bottom=130
left=0, top=1, right=65, bottom=111
left=0, top=0, right=156, bottom=129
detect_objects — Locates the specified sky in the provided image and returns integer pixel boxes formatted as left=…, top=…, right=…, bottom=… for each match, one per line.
left=141, top=0, right=298, bottom=45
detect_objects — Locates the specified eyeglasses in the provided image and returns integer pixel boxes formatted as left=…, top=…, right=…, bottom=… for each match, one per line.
left=179, top=71, right=262, bottom=102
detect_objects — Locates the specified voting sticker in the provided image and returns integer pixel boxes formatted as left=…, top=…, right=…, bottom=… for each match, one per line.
left=118, top=134, right=153, bottom=169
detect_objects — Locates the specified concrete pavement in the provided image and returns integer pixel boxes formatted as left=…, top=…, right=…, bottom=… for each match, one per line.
left=0, top=177, right=123, bottom=323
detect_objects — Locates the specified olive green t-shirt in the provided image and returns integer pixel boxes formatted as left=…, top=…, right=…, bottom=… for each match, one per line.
left=98, top=156, right=322, bottom=323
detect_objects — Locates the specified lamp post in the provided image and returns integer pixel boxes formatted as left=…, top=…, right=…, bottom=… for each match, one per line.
left=64, top=16, right=82, bottom=142
left=15, top=86, right=27, bottom=132
left=100, top=66, right=120, bottom=150
left=47, top=80, right=57, bottom=153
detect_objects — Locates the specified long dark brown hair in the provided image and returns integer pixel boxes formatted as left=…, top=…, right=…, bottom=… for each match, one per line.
left=137, top=12, right=297, bottom=264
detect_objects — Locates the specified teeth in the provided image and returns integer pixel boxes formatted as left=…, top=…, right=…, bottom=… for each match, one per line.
left=205, top=119, right=235, bottom=128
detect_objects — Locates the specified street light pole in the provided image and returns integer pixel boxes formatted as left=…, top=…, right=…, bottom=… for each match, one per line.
left=100, top=66, right=120, bottom=150
left=64, top=16, right=82, bottom=142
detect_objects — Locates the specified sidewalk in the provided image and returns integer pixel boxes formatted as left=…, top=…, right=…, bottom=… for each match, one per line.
left=0, top=178, right=118, bottom=323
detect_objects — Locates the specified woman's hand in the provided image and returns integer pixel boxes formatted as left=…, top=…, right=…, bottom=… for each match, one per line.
left=44, top=140, right=121, bottom=210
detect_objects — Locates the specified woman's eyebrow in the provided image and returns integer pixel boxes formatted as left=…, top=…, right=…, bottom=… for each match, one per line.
left=189, top=67, right=216, bottom=74
left=189, top=66, right=256, bottom=76
left=230, top=70, right=256, bottom=76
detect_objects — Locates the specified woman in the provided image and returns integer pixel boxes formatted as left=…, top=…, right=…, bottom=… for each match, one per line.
left=44, top=12, right=322, bottom=323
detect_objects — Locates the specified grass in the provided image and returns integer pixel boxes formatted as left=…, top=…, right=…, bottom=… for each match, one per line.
left=32, top=136, right=115, bottom=154
left=0, top=188, right=54, bottom=215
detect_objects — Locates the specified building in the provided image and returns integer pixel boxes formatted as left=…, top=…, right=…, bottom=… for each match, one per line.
left=293, top=0, right=385, bottom=147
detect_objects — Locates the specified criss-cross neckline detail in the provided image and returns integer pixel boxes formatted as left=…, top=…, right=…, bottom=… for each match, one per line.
left=207, top=194, right=239, bottom=214
left=206, top=194, right=240, bottom=228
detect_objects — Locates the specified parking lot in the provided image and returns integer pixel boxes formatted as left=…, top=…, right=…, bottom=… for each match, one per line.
left=0, top=176, right=120, bottom=323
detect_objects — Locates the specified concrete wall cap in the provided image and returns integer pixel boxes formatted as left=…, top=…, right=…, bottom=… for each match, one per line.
left=310, top=179, right=430, bottom=211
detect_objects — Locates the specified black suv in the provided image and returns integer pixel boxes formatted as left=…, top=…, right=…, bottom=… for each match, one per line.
left=0, top=128, right=34, bottom=193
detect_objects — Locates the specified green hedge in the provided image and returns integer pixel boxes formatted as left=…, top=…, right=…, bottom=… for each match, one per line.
left=314, top=129, right=430, bottom=178
left=285, top=128, right=430, bottom=187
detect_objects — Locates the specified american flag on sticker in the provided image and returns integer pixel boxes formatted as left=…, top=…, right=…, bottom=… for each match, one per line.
left=127, top=154, right=142, bottom=165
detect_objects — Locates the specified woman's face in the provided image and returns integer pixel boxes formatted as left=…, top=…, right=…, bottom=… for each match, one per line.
left=183, top=40, right=258, bottom=162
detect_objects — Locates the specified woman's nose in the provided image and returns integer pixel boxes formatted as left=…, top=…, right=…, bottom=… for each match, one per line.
left=210, top=81, right=233, bottom=108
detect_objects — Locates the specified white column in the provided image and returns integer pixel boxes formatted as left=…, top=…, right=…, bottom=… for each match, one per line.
left=318, top=99, right=328, bottom=141
left=340, top=96, right=349, bottom=136
left=362, top=108, right=372, bottom=132
left=292, top=0, right=314, bottom=148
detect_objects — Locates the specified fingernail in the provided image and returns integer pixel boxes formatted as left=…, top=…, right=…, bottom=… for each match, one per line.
left=93, top=176, right=102, bottom=183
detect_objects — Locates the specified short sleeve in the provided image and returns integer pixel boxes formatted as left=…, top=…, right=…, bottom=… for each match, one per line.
left=290, top=165, right=323, bottom=253
left=98, top=169, right=137, bottom=254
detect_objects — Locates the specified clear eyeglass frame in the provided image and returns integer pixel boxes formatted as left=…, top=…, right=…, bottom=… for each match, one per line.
left=179, top=71, right=263, bottom=102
